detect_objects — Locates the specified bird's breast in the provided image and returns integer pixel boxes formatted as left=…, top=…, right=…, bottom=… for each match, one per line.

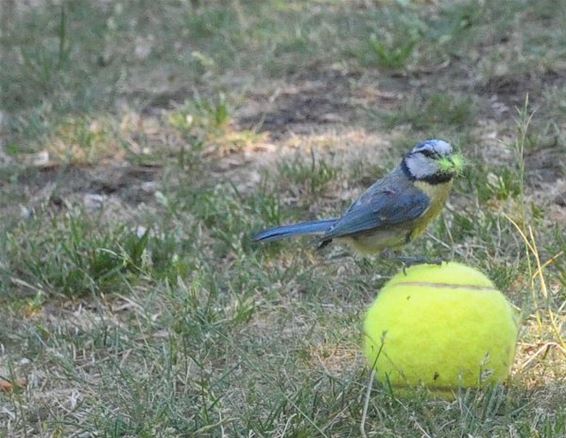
left=410, top=180, right=453, bottom=239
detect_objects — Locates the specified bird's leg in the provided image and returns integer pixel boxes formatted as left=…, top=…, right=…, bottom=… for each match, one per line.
left=382, top=251, right=444, bottom=274
left=396, top=256, right=444, bottom=274
left=317, top=238, right=332, bottom=250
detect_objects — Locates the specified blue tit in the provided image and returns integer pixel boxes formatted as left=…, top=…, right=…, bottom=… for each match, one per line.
left=253, top=139, right=464, bottom=254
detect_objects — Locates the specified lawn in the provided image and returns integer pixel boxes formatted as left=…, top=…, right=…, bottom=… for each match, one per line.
left=0, top=0, right=565, bottom=436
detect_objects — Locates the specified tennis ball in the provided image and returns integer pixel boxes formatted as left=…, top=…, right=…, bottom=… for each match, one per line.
left=363, top=262, right=519, bottom=395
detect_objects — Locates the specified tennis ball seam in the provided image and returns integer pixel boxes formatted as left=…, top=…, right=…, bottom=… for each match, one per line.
left=389, top=282, right=498, bottom=292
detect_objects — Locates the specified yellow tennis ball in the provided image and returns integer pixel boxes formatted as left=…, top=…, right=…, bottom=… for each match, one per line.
left=363, top=262, right=519, bottom=395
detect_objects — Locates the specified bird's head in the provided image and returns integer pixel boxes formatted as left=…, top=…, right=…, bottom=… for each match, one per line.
left=402, top=139, right=464, bottom=184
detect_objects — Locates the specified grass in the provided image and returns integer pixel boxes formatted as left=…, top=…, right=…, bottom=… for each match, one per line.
left=1, top=0, right=565, bottom=436
left=278, top=152, right=341, bottom=197
left=382, top=93, right=477, bottom=132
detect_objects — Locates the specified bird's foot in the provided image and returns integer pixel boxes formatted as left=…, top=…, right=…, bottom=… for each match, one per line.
left=394, top=256, right=444, bottom=275
left=316, top=238, right=332, bottom=251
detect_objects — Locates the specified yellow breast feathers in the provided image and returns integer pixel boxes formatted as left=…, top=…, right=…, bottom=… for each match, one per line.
left=411, top=180, right=453, bottom=238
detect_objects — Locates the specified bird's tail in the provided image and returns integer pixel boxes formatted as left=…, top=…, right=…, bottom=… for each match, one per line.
left=253, top=218, right=337, bottom=242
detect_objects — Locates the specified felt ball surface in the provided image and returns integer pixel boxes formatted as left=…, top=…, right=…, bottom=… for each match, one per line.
left=363, top=262, right=519, bottom=394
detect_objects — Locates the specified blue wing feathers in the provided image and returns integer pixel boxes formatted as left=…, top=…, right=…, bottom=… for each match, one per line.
left=324, top=188, right=430, bottom=239
left=253, top=219, right=337, bottom=242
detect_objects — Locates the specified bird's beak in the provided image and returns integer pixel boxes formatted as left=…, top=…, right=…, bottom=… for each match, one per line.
left=438, top=154, right=464, bottom=175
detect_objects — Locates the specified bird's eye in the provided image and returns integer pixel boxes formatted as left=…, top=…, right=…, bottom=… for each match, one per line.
left=419, top=149, right=438, bottom=158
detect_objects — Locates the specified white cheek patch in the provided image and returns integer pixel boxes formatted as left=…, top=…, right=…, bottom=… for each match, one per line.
left=405, top=155, right=438, bottom=180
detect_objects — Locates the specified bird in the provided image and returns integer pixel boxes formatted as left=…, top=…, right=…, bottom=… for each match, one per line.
left=252, top=139, right=464, bottom=257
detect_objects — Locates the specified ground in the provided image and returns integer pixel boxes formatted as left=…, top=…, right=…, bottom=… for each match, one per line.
left=0, top=1, right=565, bottom=436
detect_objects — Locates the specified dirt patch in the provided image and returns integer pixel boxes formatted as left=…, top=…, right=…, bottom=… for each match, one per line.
left=8, top=164, right=162, bottom=221
left=525, top=144, right=566, bottom=186
left=238, top=71, right=358, bottom=139
left=237, top=68, right=405, bottom=140
left=525, top=143, right=566, bottom=222
left=19, top=164, right=159, bottom=200
left=476, top=69, right=566, bottom=109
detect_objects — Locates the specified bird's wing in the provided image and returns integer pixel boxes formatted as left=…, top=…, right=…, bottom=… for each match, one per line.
left=324, top=183, right=430, bottom=238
